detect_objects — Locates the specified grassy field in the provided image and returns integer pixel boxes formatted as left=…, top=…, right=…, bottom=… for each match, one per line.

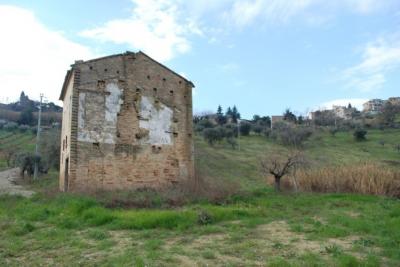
left=0, top=186, right=399, bottom=266
left=0, top=128, right=399, bottom=266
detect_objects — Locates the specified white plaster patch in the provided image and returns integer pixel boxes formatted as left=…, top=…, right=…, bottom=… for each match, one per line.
left=77, top=82, right=123, bottom=144
left=105, top=83, right=123, bottom=122
left=139, top=96, right=173, bottom=145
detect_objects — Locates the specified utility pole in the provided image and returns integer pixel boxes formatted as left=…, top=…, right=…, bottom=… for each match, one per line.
left=34, top=93, right=44, bottom=180
left=237, top=119, right=241, bottom=151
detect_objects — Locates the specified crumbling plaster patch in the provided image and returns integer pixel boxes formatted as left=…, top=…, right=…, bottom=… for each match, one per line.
left=78, top=82, right=123, bottom=144
left=105, top=83, right=123, bottom=122
left=139, top=96, right=173, bottom=145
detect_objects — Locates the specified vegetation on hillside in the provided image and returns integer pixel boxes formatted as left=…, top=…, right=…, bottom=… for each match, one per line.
left=0, top=102, right=399, bottom=265
left=0, top=91, right=62, bottom=126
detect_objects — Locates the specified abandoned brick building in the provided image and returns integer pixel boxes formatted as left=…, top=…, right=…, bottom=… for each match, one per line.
left=59, top=51, right=195, bottom=192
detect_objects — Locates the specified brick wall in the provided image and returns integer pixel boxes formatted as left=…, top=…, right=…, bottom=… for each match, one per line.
left=60, top=52, right=194, bottom=192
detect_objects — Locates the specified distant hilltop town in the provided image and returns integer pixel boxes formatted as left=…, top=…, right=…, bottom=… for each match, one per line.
left=310, top=97, right=400, bottom=121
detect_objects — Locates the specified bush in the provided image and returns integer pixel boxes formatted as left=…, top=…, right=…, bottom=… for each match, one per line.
left=274, top=125, right=313, bottom=148
left=18, top=108, right=35, bottom=125
left=197, top=210, right=213, bottom=225
left=31, top=126, right=38, bottom=135
left=328, top=127, right=338, bottom=136
left=3, top=122, right=18, bottom=132
left=194, top=124, right=205, bottom=132
left=239, top=122, right=251, bottom=136
left=15, top=152, right=40, bottom=178
left=224, top=123, right=238, bottom=138
left=197, top=119, right=214, bottom=129
left=203, top=128, right=220, bottom=146
left=226, top=137, right=237, bottom=149
left=215, top=126, right=226, bottom=139
left=252, top=125, right=263, bottom=135
left=39, top=129, right=61, bottom=170
left=18, top=124, right=30, bottom=133
left=264, top=128, right=271, bottom=138
left=0, top=119, right=6, bottom=129
left=353, top=128, right=367, bottom=141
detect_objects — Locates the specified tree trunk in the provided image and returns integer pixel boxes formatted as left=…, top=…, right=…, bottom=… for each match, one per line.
left=274, top=176, right=281, bottom=191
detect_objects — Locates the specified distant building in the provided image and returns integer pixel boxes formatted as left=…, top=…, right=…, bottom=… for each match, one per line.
left=388, top=97, right=400, bottom=106
left=363, top=99, right=386, bottom=114
left=310, top=105, right=354, bottom=123
left=271, top=115, right=284, bottom=129
left=332, top=105, right=355, bottom=120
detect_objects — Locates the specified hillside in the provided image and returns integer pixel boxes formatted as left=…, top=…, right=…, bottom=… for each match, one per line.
left=196, top=128, right=400, bottom=190
left=0, top=130, right=36, bottom=170
left=0, top=128, right=399, bottom=265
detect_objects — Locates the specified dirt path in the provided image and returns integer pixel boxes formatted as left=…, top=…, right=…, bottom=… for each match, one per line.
left=0, top=168, right=34, bottom=197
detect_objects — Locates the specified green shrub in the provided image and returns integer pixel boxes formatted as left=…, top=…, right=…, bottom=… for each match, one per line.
left=239, top=122, right=251, bottom=136
left=18, top=124, right=30, bottom=133
left=353, top=128, right=367, bottom=141
left=252, top=125, right=263, bottom=135
left=203, top=128, right=221, bottom=145
left=197, top=210, right=213, bottom=225
left=3, top=122, right=18, bottom=131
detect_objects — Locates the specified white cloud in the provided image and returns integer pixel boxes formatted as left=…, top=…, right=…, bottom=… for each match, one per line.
left=0, top=5, right=94, bottom=104
left=317, top=98, right=369, bottom=111
left=224, top=0, right=397, bottom=27
left=224, top=0, right=306, bottom=27
left=80, top=0, right=202, bottom=62
left=342, top=34, right=400, bottom=92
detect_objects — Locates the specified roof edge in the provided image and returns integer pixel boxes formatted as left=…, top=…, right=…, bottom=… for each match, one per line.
left=137, top=51, right=195, bottom=88
left=59, top=70, right=72, bottom=101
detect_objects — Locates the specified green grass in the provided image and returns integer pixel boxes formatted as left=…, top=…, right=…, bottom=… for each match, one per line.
left=0, top=187, right=399, bottom=266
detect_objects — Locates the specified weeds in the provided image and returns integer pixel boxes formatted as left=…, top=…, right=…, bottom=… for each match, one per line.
left=324, top=244, right=342, bottom=256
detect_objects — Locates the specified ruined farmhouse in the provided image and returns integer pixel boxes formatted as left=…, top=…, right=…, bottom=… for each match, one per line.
left=59, top=51, right=195, bottom=192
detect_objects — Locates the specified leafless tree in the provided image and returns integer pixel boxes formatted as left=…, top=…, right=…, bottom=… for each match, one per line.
left=260, top=151, right=305, bottom=191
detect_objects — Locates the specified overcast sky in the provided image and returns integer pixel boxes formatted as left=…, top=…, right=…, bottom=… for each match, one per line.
left=0, top=0, right=399, bottom=118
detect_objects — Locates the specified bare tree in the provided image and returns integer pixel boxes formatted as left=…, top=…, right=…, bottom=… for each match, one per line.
left=260, top=151, right=304, bottom=191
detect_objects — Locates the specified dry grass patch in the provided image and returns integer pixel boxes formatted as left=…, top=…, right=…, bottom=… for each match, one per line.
left=274, top=162, right=400, bottom=197
left=255, top=221, right=361, bottom=257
